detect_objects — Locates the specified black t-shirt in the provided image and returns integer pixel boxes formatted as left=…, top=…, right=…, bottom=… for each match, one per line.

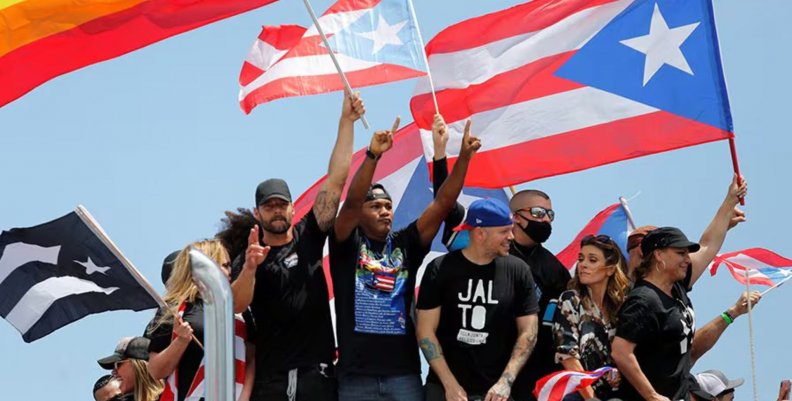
left=147, top=301, right=206, bottom=401
left=615, top=269, right=695, bottom=401
left=329, top=221, right=429, bottom=375
left=418, top=251, right=539, bottom=395
left=509, top=241, right=571, bottom=401
left=230, top=210, right=334, bottom=375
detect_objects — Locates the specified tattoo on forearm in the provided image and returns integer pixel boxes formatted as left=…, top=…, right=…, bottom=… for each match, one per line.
left=419, top=338, right=443, bottom=361
left=313, top=190, right=340, bottom=231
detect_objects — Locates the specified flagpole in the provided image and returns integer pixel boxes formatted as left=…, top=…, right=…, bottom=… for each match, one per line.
left=74, top=205, right=204, bottom=350
left=742, top=267, right=759, bottom=401
left=301, top=0, right=370, bottom=129
left=618, top=196, right=638, bottom=231
left=759, top=274, right=792, bottom=296
left=406, top=0, right=439, bottom=114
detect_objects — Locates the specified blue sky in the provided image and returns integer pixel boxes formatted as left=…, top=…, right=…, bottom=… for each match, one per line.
left=1, top=0, right=790, bottom=399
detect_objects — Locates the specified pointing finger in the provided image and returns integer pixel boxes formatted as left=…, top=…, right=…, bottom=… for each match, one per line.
left=391, top=116, right=401, bottom=133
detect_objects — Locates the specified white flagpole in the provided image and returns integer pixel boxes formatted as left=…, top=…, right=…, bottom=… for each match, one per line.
left=740, top=265, right=759, bottom=401
left=74, top=205, right=204, bottom=349
left=759, top=274, right=792, bottom=296
left=406, top=0, right=439, bottom=114
left=301, top=0, right=370, bottom=129
left=618, top=196, right=638, bottom=231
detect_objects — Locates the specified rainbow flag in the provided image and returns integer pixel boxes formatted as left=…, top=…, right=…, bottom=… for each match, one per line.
left=0, top=0, right=277, bottom=107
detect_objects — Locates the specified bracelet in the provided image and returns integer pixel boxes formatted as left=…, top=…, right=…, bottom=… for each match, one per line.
left=721, top=312, right=734, bottom=325
left=366, top=147, right=381, bottom=160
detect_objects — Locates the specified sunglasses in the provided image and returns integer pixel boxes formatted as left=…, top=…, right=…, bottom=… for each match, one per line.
left=113, top=360, right=128, bottom=370
left=515, top=206, right=555, bottom=222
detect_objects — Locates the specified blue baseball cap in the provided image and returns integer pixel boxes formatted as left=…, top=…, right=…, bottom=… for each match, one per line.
left=454, top=198, right=513, bottom=231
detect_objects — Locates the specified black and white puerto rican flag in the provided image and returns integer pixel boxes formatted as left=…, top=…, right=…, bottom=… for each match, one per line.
left=0, top=211, right=158, bottom=342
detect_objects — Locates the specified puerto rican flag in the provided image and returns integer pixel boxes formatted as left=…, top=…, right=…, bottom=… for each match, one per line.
left=292, top=123, right=509, bottom=331
left=239, top=0, right=427, bottom=114
left=410, top=0, right=733, bottom=188
left=534, top=367, right=614, bottom=401
left=555, top=202, right=632, bottom=269
left=709, top=248, right=792, bottom=287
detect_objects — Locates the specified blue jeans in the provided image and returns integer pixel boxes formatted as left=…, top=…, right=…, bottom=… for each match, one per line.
left=338, top=372, right=424, bottom=401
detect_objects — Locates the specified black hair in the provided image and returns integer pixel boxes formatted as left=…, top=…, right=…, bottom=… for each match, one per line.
left=215, top=208, right=258, bottom=262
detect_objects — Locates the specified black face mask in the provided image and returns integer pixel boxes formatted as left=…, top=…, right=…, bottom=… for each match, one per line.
left=518, top=219, right=552, bottom=243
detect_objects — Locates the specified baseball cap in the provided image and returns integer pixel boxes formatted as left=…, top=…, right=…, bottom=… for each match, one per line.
left=696, top=370, right=744, bottom=398
left=255, top=178, right=292, bottom=206
left=365, top=183, right=392, bottom=202
left=97, top=337, right=151, bottom=369
left=640, top=226, right=701, bottom=256
left=160, top=250, right=181, bottom=285
left=453, top=198, right=513, bottom=231
left=627, top=225, right=658, bottom=251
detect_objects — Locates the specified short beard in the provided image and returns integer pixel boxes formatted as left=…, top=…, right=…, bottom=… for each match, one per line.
left=262, top=217, right=290, bottom=234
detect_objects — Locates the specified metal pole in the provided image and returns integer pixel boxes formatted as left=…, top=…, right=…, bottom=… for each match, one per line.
left=190, top=248, right=235, bottom=401
left=618, top=196, right=638, bottom=231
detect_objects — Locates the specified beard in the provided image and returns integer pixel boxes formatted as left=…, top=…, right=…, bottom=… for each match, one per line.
left=261, top=216, right=290, bottom=234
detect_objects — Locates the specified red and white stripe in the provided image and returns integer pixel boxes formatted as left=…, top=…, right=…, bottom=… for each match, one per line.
left=533, top=367, right=614, bottom=401
left=710, top=248, right=792, bottom=287
left=409, top=0, right=732, bottom=187
left=159, top=303, right=247, bottom=401
left=373, top=274, right=396, bottom=292
left=239, top=0, right=425, bottom=114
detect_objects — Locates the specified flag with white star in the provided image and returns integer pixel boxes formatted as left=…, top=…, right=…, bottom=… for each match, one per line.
left=410, top=0, right=734, bottom=188
left=239, top=0, right=426, bottom=113
left=0, top=211, right=158, bottom=342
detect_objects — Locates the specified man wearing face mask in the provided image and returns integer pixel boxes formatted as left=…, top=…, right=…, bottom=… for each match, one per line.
left=508, top=189, right=571, bottom=401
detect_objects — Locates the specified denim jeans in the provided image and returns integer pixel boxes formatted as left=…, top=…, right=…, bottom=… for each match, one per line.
left=337, top=372, right=424, bottom=401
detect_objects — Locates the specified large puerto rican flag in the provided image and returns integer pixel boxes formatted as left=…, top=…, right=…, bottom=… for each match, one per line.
left=410, top=0, right=733, bottom=188
left=555, top=202, right=632, bottom=269
left=292, top=123, right=509, bottom=323
left=239, top=0, right=427, bottom=114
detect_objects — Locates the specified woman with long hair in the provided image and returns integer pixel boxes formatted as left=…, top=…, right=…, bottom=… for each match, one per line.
left=97, top=336, right=163, bottom=401
left=146, top=239, right=247, bottom=401
left=551, top=234, right=630, bottom=400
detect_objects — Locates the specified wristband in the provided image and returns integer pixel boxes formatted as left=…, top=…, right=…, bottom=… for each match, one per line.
left=366, top=147, right=381, bottom=160
left=721, top=312, right=734, bottom=325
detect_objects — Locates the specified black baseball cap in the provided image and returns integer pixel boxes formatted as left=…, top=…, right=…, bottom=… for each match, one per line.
left=97, top=337, right=151, bottom=369
left=365, top=183, right=392, bottom=202
left=255, top=178, right=292, bottom=206
left=160, top=250, right=180, bottom=285
left=640, top=226, right=701, bottom=255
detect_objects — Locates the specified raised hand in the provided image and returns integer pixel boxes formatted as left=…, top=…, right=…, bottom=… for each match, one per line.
left=342, top=91, right=365, bottom=123
left=731, top=290, right=762, bottom=317
left=458, top=119, right=481, bottom=159
left=432, top=113, right=449, bottom=159
left=243, top=225, right=270, bottom=272
left=727, top=174, right=748, bottom=204
left=173, top=316, right=194, bottom=342
left=369, top=117, right=400, bottom=157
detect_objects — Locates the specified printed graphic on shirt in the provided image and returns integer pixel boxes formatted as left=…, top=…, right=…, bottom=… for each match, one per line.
left=283, top=252, right=299, bottom=269
left=679, top=302, right=695, bottom=354
left=456, top=278, right=499, bottom=345
left=353, top=241, right=409, bottom=335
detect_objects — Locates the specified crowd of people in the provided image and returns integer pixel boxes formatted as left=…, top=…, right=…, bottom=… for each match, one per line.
left=91, top=94, right=777, bottom=401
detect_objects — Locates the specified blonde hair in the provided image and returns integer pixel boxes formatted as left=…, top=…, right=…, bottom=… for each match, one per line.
left=130, top=359, right=163, bottom=401
left=153, top=239, right=229, bottom=329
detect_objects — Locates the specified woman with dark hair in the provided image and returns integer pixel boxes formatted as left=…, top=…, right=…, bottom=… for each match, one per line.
left=552, top=234, right=630, bottom=400
left=611, top=227, right=702, bottom=401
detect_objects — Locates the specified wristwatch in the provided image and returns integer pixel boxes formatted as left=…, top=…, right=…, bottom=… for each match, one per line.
left=366, top=147, right=381, bottom=160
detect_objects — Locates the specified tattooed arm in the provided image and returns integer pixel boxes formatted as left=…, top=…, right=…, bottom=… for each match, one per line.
left=312, top=92, right=364, bottom=232
left=485, top=314, right=538, bottom=401
left=416, top=307, right=467, bottom=401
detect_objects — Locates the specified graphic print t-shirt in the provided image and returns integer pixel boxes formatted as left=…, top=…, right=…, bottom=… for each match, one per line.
left=418, top=251, right=539, bottom=395
left=329, top=221, right=428, bottom=375
left=615, top=269, right=695, bottom=401
left=230, top=210, right=334, bottom=374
